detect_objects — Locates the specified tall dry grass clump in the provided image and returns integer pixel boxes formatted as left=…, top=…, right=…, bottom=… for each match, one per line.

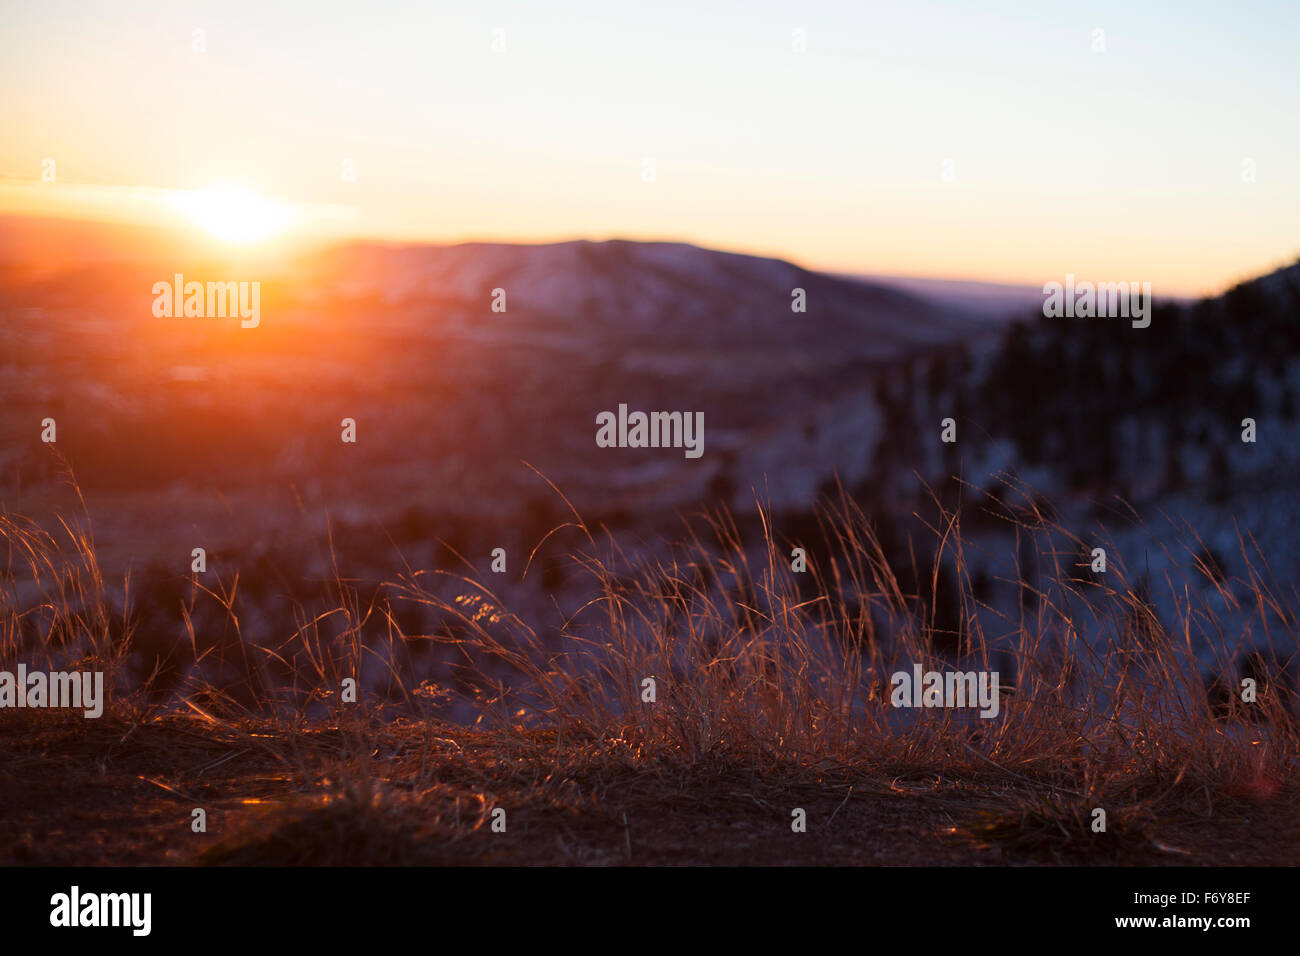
left=2, top=472, right=1296, bottom=822
left=382, top=480, right=1298, bottom=803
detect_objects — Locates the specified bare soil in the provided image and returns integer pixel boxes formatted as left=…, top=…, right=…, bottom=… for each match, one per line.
left=2, top=712, right=1295, bottom=867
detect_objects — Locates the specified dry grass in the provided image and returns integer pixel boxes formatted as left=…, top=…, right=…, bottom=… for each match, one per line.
left=1, top=470, right=1296, bottom=865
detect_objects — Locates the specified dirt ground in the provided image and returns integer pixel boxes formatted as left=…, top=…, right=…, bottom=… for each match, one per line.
left=1, top=712, right=1296, bottom=867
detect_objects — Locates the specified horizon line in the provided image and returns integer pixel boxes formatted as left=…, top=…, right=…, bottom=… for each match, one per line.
left=1, top=202, right=1294, bottom=303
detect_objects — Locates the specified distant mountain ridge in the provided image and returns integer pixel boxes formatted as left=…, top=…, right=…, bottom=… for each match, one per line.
left=303, top=238, right=979, bottom=359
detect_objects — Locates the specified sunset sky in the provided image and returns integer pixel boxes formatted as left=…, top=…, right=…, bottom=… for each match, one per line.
left=2, top=0, right=1297, bottom=295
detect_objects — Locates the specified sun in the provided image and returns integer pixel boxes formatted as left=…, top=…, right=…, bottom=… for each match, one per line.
left=169, top=183, right=295, bottom=244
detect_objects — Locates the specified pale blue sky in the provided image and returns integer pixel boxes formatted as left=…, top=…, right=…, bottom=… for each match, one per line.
left=2, top=0, right=1297, bottom=292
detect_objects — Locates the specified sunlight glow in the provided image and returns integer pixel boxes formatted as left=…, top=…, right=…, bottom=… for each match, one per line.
left=168, top=184, right=295, bottom=244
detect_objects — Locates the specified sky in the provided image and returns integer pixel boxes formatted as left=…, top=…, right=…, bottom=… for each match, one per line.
left=1, top=0, right=1297, bottom=295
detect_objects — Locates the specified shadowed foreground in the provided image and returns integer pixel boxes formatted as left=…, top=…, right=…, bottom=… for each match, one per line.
left=3, top=485, right=1299, bottom=866
left=2, top=712, right=1295, bottom=867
